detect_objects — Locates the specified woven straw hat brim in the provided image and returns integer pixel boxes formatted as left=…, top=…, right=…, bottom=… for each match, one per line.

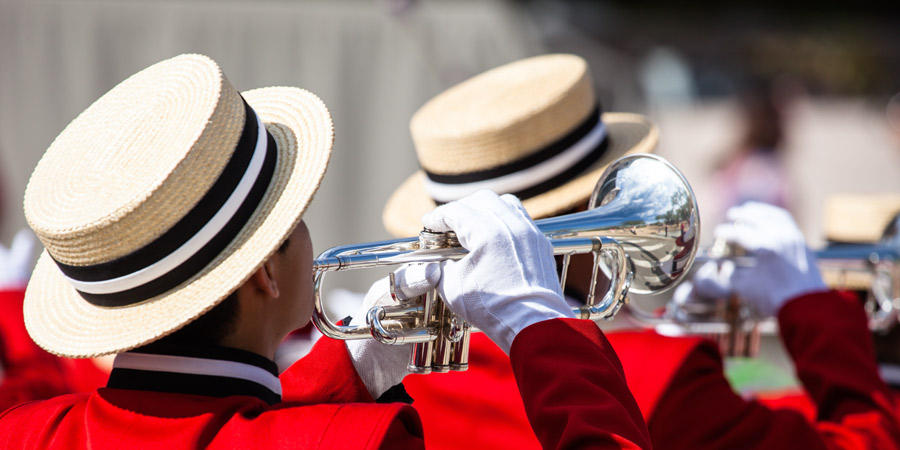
left=383, top=112, right=658, bottom=237
left=24, top=87, right=333, bottom=358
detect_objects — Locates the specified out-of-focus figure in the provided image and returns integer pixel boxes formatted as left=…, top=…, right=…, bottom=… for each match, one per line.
left=0, top=230, right=34, bottom=293
left=0, top=162, right=110, bottom=412
left=887, top=92, right=900, bottom=148
left=0, top=176, right=69, bottom=410
left=709, top=79, right=793, bottom=225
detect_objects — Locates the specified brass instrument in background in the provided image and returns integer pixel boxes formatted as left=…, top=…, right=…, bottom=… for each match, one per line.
left=629, top=216, right=900, bottom=357
left=311, top=154, right=700, bottom=373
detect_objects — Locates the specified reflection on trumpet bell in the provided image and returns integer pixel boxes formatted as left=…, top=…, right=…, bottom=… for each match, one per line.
left=311, top=154, right=701, bottom=373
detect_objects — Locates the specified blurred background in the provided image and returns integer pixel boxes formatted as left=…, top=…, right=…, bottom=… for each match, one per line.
left=2, top=0, right=900, bottom=377
left=4, top=0, right=900, bottom=259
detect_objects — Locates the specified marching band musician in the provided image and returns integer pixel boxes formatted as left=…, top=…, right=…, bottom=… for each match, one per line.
left=0, top=54, right=653, bottom=449
left=747, top=196, right=900, bottom=424
left=388, top=54, right=900, bottom=449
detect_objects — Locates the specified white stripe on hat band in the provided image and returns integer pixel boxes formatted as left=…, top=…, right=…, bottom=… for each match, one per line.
left=113, top=352, right=283, bottom=396
left=423, top=121, right=607, bottom=203
left=63, top=112, right=269, bottom=295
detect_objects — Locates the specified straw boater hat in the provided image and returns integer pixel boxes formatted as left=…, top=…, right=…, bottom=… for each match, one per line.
left=23, top=54, right=333, bottom=358
left=824, top=194, right=900, bottom=244
left=383, top=53, right=658, bottom=237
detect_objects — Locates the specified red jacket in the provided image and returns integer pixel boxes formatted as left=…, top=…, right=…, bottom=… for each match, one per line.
left=0, top=290, right=71, bottom=411
left=0, top=290, right=109, bottom=411
left=405, top=291, right=900, bottom=449
left=0, top=318, right=651, bottom=449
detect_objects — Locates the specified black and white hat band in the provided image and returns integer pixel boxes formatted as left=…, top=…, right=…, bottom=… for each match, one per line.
left=51, top=99, right=278, bottom=307
left=423, top=107, right=608, bottom=204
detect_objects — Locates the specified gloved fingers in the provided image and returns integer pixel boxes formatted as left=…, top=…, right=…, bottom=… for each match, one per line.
left=724, top=202, right=802, bottom=238
left=716, top=216, right=807, bottom=257
left=713, top=222, right=767, bottom=252
left=672, top=280, right=696, bottom=305
left=674, top=261, right=731, bottom=306
left=499, top=194, right=533, bottom=221
left=392, top=262, right=442, bottom=300
left=725, top=202, right=790, bottom=227
left=498, top=193, right=549, bottom=240
left=727, top=267, right=774, bottom=314
left=727, top=267, right=761, bottom=301
left=421, top=204, right=454, bottom=234
left=422, top=190, right=525, bottom=248
left=432, top=259, right=469, bottom=320
left=422, top=190, right=503, bottom=231
left=690, top=260, right=734, bottom=299
left=693, top=260, right=720, bottom=280
left=718, top=259, right=736, bottom=279
left=359, top=263, right=442, bottom=308
left=421, top=196, right=483, bottom=245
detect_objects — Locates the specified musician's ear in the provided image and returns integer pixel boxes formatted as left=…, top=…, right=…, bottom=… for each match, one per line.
left=251, top=259, right=280, bottom=299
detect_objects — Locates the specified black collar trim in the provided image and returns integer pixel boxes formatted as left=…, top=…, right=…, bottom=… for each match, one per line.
left=107, top=343, right=282, bottom=405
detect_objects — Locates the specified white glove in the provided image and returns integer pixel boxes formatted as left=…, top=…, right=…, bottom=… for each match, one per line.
left=713, top=202, right=826, bottom=317
left=346, top=263, right=441, bottom=399
left=422, top=191, right=574, bottom=354
left=0, top=229, right=36, bottom=290
left=672, top=259, right=735, bottom=307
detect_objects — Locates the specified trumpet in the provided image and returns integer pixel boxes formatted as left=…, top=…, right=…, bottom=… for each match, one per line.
left=311, top=154, right=701, bottom=373
left=632, top=236, right=900, bottom=357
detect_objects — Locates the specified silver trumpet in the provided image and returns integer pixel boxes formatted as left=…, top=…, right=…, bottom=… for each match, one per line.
left=634, top=223, right=900, bottom=357
left=311, top=154, right=701, bottom=373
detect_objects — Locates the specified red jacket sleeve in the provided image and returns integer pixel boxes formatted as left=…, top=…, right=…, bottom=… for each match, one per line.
left=509, top=318, right=653, bottom=450
left=648, top=290, right=900, bottom=449
left=279, top=335, right=375, bottom=404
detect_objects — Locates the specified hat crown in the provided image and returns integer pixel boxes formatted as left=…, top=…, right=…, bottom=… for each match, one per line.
left=410, top=54, right=595, bottom=175
left=24, top=54, right=245, bottom=266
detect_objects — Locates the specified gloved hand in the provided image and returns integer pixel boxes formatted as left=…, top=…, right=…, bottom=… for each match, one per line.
left=672, top=259, right=735, bottom=312
left=713, top=202, right=826, bottom=317
left=346, top=263, right=440, bottom=399
left=422, top=190, right=574, bottom=354
left=0, top=229, right=36, bottom=290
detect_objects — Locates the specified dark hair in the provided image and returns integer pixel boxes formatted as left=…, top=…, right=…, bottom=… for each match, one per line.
left=154, top=236, right=293, bottom=346
left=158, top=291, right=241, bottom=346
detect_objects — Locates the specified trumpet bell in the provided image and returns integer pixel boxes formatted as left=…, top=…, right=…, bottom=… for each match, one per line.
left=539, top=154, right=700, bottom=295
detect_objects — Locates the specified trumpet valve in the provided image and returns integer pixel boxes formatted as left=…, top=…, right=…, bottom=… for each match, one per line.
left=419, top=229, right=459, bottom=249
